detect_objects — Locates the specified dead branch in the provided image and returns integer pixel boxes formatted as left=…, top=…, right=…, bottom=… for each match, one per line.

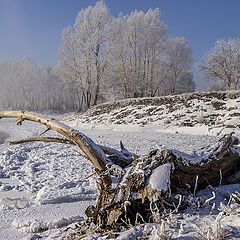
left=9, top=136, right=133, bottom=168
left=169, top=133, right=240, bottom=191
left=9, top=137, right=75, bottom=145
left=38, top=127, right=51, bottom=136
left=0, top=111, right=110, bottom=175
left=1, top=111, right=240, bottom=231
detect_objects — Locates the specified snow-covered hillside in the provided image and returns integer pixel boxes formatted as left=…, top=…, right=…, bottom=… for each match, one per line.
left=64, top=91, right=240, bottom=136
left=0, top=91, right=240, bottom=239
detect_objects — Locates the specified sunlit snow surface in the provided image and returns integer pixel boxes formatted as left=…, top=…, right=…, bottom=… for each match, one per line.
left=0, top=105, right=239, bottom=239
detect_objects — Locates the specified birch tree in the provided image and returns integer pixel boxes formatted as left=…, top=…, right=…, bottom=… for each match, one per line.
left=109, top=12, right=194, bottom=98
left=56, top=1, right=194, bottom=105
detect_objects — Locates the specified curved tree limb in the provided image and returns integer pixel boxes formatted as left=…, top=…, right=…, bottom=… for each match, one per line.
left=9, top=137, right=75, bottom=145
left=0, top=111, right=109, bottom=173
left=169, top=133, right=240, bottom=191
left=9, top=137, right=133, bottom=168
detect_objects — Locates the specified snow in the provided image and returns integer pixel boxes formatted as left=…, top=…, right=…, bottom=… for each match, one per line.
left=12, top=203, right=85, bottom=233
left=0, top=131, right=10, bottom=144
left=0, top=92, right=240, bottom=239
left=0, top=119, right=98, bottom=239
left=34, top=185, right=96, bottom=205
left=68, top=91, right=240, bottom=137
left=147, top=162, right=172, bottom=193
left=0, top=200, right=94, bottom=239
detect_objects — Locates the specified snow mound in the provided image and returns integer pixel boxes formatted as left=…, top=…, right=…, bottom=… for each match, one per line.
left=147, top=162, right=172, bottom=192
left=35, top=185, right=96, bottom=205
left=62, top=91, right=240, bottom=137
left=11, top=201, right=94, bottom=234
left=13, top=215, right=83, bottom=233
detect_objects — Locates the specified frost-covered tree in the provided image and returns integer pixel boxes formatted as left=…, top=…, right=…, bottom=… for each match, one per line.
left=0, top=59, right=71, bottom=111
left=200, top=38, right=240, bottom=90
left=0, top=59, right=42, bottom=110
left=109, top=9, right=167, bottom=98
left=56, top=0, right=113, bottom=109
left=54, top=27, right=85, bottom=110
left=56, top=1, right=194, bottom=106
left=108, top=14, right=194, bottom=98
left=175, top=72, right=195, bottom=94
left=160, top=37, right=193, bottom=95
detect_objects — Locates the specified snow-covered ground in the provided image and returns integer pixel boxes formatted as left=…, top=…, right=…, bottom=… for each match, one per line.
left=0, top=119, right=96, bottom=239
left=0, top=92, right=240, bottom=239
left=69, top=91, right=240, bottom=137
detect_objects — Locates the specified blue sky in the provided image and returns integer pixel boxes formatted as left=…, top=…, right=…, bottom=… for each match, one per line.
left=0, top=0, right=240, bottom=89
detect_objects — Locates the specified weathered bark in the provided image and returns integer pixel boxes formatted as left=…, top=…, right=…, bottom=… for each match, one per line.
left=90, top=135, right=240, bottom=228
left=90, top=132, right=240, bottom=227
left=10, top=137, right=75, bottom=145
left=1, top=111, right=240, bottom=230
left=169, top=133, right=240, bottom=191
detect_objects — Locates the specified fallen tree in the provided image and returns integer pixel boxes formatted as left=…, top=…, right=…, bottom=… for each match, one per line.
left=0, top=111, right=240, bottom=231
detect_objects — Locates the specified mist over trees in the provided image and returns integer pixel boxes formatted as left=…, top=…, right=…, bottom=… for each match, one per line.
left=0, top=59, right=77, bottom=111
left=200, top=38, right=240, bottom=91
left=0, top=1, right=195, bottom=111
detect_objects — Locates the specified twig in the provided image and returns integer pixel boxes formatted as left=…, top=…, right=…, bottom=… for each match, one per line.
left=194, top=175, right=199, bottom=197
left=219, top=170, right=222, bottom=186
left=85, top=172, right=96, bottom=179
left=172, top=195, right=182, bottom=213
left=38, top=127, right=51, bottom=136
left=135, top=212, right=146, bottom=225
left=203, top=191, right=216, bottom=207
